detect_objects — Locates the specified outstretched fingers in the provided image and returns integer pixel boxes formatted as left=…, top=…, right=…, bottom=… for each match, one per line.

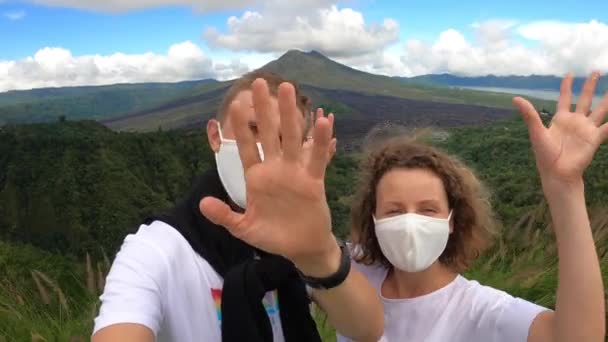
left=558, top=74, right=574, bottom=113
left=308, top=116, right=333, bottom=179
left=576, top=72, right=600, bottom=115
left=229, top=100, right=261, bottom=170
left=277, top=83, right=303, bottom=162
left=252, top=79, right=280, bottom=159
left=513, top=96, right=545, bottom=140
left=590, top=89, right=608, bottom=127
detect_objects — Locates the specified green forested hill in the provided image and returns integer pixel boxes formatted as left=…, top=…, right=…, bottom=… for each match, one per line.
left=1, top=118, right=607, bottom=341
left=0, top=121, right=357, bottom=256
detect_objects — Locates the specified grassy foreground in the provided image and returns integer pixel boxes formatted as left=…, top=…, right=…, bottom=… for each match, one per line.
left=1, top=204, right=607, bottom=341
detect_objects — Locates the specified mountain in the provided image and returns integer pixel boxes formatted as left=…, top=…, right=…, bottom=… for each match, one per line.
left=1, top=50, right=562, bottom=130
left=398, top=74, right=608, bottom=94
left=0, top=79, right=217, bottom=125
left=105, top=50, right=557, bottom=132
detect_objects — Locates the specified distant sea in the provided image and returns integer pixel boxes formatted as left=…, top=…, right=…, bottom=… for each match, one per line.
left=459, top=86, right=603, bottom=109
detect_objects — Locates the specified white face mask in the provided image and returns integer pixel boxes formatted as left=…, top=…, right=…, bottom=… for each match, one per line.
left=214, top=122, right=264, bottom=209
left=374, top=211, right=452, bottom=273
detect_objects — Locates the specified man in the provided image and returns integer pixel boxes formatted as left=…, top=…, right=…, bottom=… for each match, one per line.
left=92, top=71, right=384, bottom=342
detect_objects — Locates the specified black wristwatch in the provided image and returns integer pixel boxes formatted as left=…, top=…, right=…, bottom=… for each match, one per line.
left=297, top=241, right=351, bottom=290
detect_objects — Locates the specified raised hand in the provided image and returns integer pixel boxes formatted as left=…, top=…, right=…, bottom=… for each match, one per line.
left=513, top=72, right=608, bottom=185
left=200, top=79, right=339, bottom=276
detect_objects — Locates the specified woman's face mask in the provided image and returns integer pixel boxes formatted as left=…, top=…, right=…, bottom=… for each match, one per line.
left=373, top=168, right=453, bottom=273
left=374, top=211, right=452, bottom=273
left=214, top=122, right=264, bottom=208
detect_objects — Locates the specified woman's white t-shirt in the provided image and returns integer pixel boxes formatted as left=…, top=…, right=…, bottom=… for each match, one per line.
left=337, top=262, right=548, bottom=342
left=93, top=221, right=285, bottom=342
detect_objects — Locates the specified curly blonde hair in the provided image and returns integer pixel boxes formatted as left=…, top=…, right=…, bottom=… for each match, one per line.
left=350, top=134, right=499, bottom=273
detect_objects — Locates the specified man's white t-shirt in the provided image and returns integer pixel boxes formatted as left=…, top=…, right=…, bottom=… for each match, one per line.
left=337, top=262, right=548, bottom=342
left=93, top=220, right=285, bottom=342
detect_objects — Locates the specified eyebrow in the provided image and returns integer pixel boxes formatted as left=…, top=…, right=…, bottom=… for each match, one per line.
left=418, top=199, right=441, bottom=206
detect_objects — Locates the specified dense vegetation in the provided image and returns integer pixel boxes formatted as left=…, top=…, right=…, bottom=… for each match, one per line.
left=0, top=117, right=606, bottom=341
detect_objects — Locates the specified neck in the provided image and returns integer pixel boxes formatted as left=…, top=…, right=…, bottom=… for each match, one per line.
left=381, top=262, right=458, bottom=299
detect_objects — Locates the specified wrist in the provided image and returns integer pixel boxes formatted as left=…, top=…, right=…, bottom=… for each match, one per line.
left=540, top=176, right=585, bottom=202
left=293, top=237, right=342, bottom=278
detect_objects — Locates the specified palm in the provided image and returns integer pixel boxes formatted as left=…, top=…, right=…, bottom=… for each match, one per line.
left=235, top=154, right=331, bottom=258
left=200, top=80, right=337, bottom=263
left=514, top=73, right=608, bottom=183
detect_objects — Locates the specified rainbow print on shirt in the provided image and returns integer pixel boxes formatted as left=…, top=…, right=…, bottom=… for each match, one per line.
left=211, top=288, right=280, bottom=323
left=211, top=288, right=222, bottom=321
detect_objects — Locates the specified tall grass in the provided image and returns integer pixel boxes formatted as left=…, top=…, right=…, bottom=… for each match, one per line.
left=0, top=251, right=106, bottom=342
left=1, top=204, right=607, bottom=341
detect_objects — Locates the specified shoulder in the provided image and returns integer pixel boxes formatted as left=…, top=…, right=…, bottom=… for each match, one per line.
left=455, top=276, right=548, bottom=341
left=110, top=220, right=205, bottom=285
left=453, top=276, right=527, bottom=313
left=456, top=277, right=514, bottom=303
left=347, top=243, right=388, bottom=289
left=121, top=220, right=196, bottom=262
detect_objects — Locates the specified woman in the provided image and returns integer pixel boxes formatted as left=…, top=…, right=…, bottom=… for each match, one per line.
left=338, top=73, right=606, bottom=342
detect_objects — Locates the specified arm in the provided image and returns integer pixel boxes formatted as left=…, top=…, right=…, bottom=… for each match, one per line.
left=91, top=225, right=168, bottom=342
left=527, top=180, right=604, bottom=342
left=513, top=72, right=607, bottom=342
left=93, top=324, right=154, bottom=342
left=295, top=240, right=384, bottom=342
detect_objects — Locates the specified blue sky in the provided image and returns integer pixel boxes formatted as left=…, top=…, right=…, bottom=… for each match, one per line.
left=1, top=0, right=607, bottom=91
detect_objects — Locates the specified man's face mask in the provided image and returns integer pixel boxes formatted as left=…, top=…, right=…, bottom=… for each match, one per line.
left=214, top=122, right=264, bottom=208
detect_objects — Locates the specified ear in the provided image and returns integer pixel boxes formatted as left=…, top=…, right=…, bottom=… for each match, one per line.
left=207, top=119, right=221, bottom=153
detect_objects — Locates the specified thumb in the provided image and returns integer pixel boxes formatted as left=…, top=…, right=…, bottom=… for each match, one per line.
left=199, top=197, right=242, bottom=232
left=513, top=97, right=544, bottom=138
left=600, top=122, right=608, bottom=143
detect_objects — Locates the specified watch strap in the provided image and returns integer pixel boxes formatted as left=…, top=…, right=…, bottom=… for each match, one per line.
left=297, top=241, right=351, bottom=290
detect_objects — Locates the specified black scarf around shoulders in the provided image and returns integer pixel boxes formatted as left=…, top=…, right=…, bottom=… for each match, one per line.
left=144, top=168, right=321, bottom=342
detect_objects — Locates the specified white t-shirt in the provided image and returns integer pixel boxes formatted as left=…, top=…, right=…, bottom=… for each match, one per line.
left=93, top=220, right=285, bottom=342
left=337, top=262, right=548, bottom=342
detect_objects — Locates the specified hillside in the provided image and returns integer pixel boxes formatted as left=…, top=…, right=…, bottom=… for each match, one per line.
left=0, top=121, right=356, bottom=255
left=0, top=79, right=216, bottom=125
left=399, top=74, right=608, bottom=94
left=105, top=50, right=556, bottom=132
left=1, top=119, right=607, bottom=340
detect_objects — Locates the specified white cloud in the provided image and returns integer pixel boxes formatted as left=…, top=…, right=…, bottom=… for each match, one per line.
left=0, top=41, right=249, bottom=92
left=26, top=0, right=331, bottom=13
left=27, top=0, right=252, bottom=12
left=334, top=48, right=412, bottom=77
left=517, top=20, right=608, bottom=75
left=3, top=10, right=26, bottom=20
left=204, top=5, right=399, bottom=58
left=399, top=19, right=608, bottom=77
